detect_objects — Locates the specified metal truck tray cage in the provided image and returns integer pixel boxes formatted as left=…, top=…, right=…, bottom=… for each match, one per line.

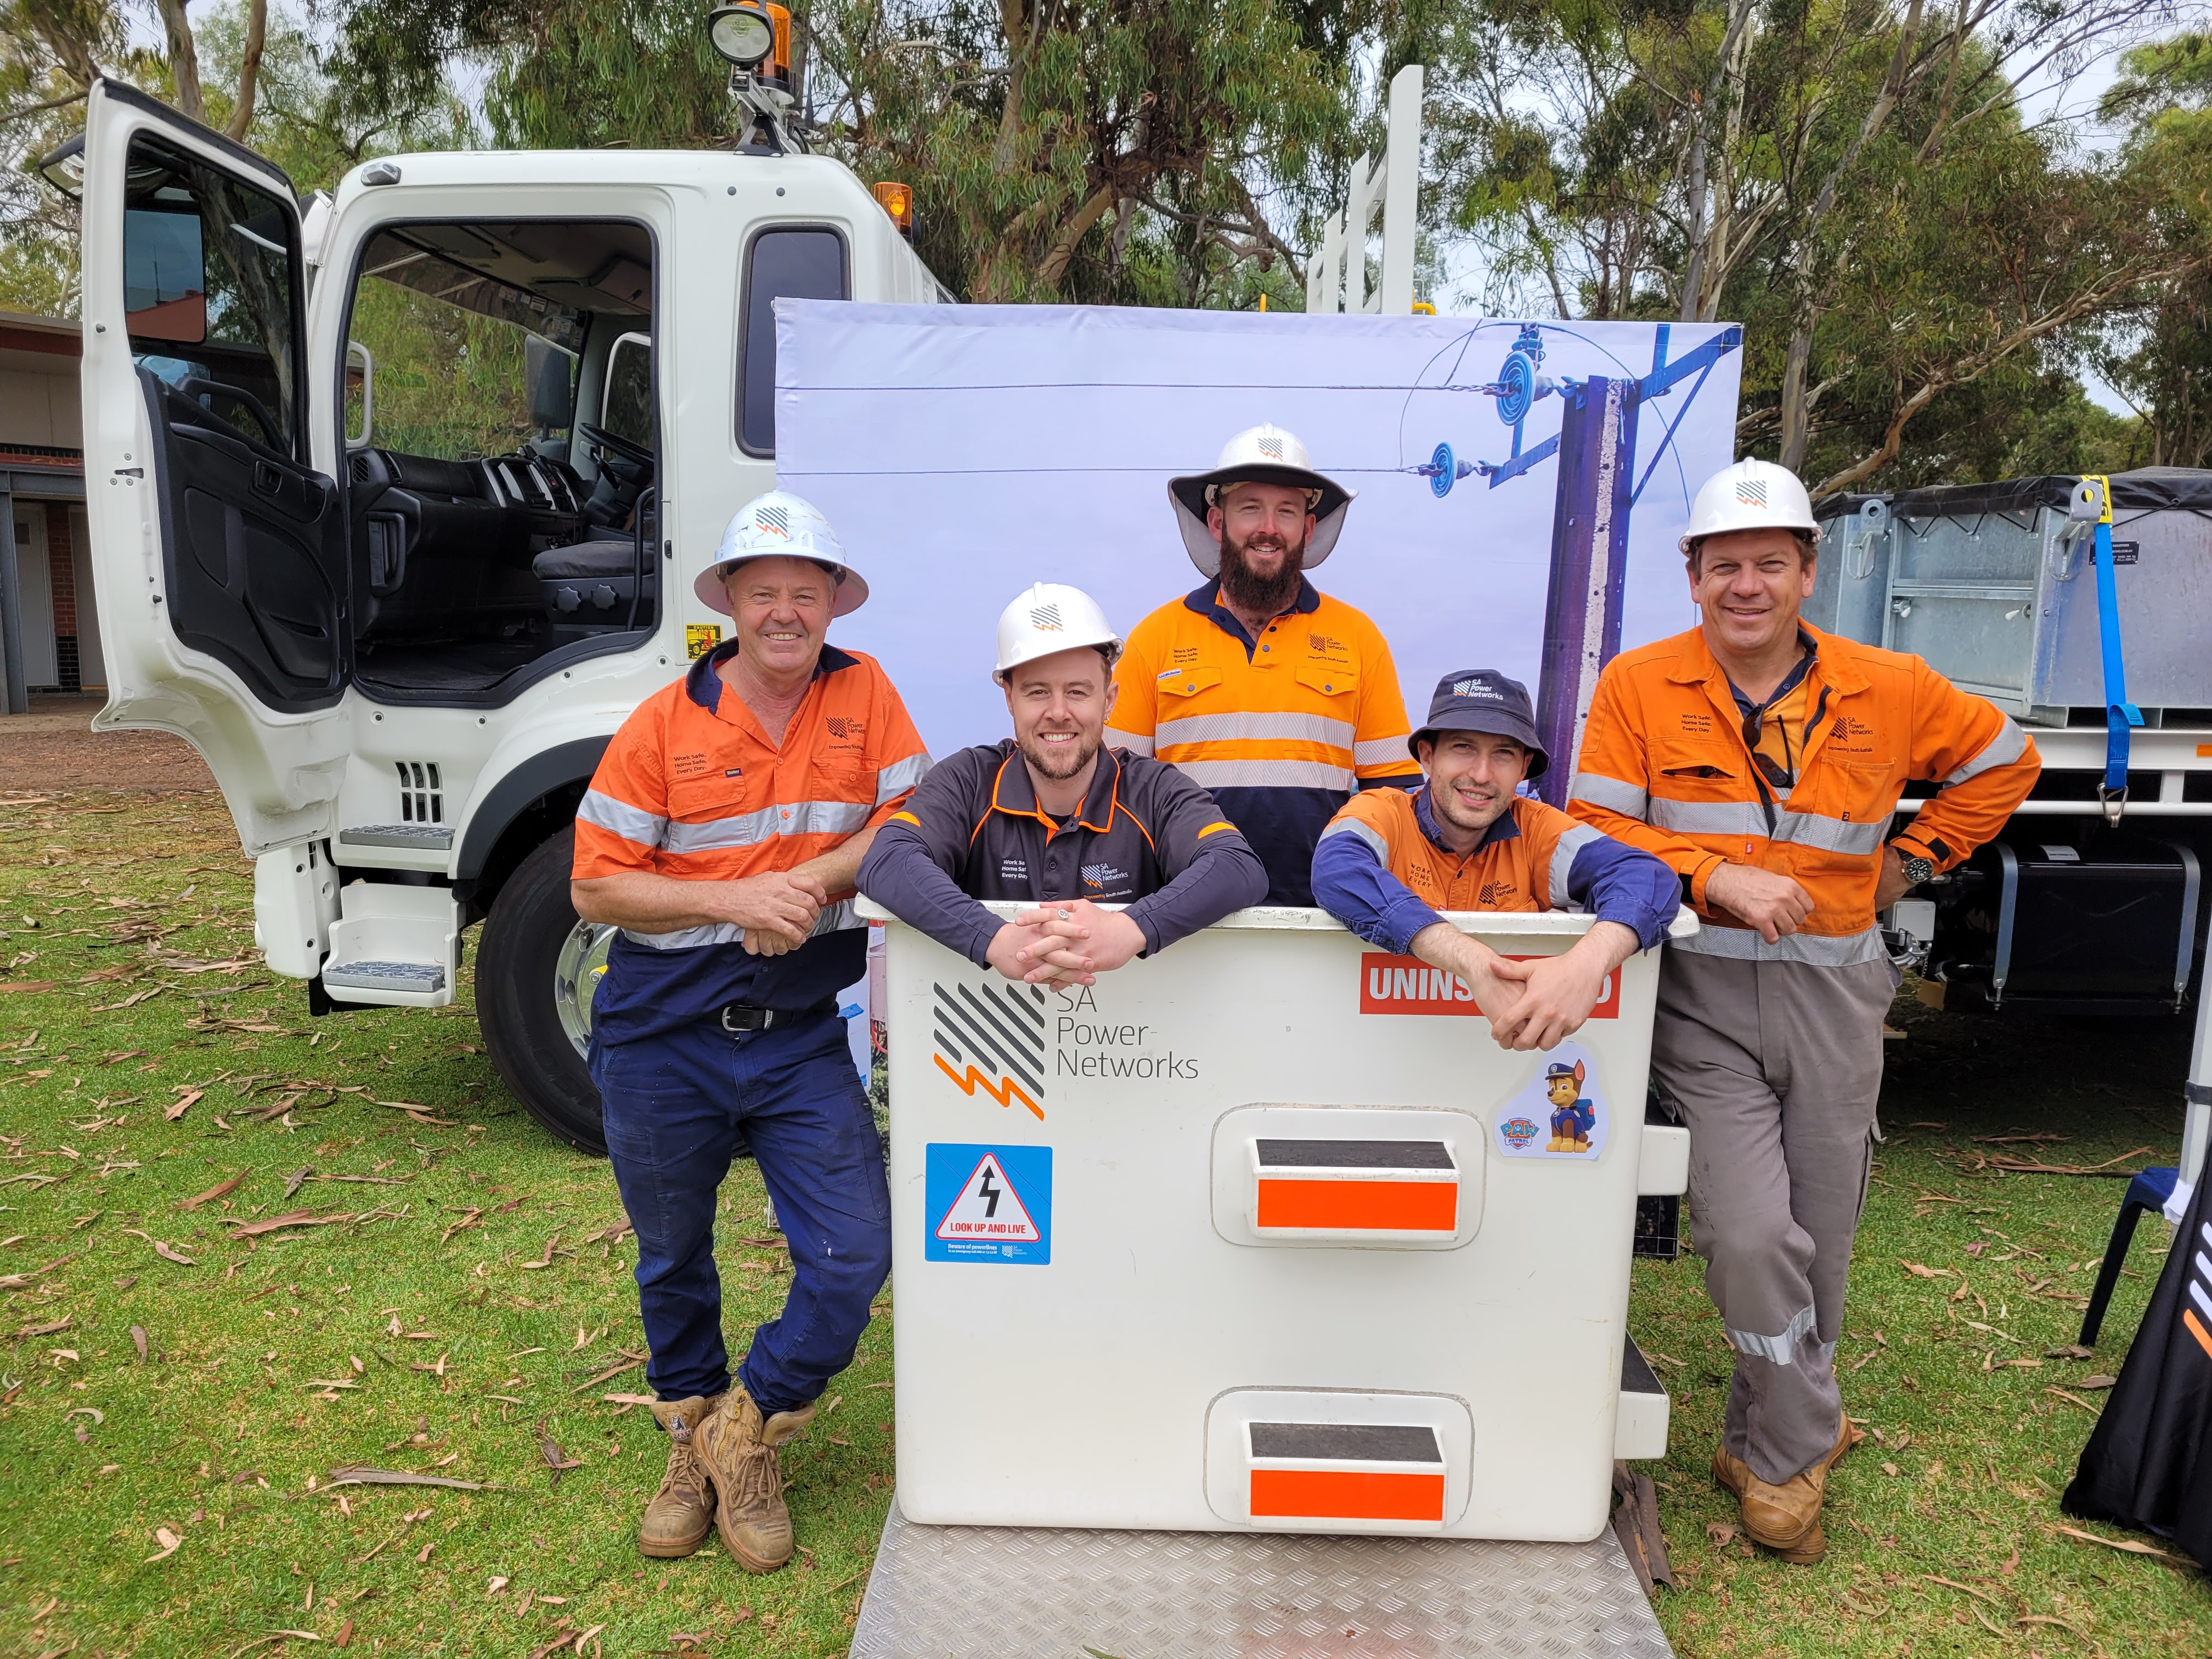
left=852, top=1500, right=1673, bottom=1659
left=1809, top=468, right=2212, bottom=724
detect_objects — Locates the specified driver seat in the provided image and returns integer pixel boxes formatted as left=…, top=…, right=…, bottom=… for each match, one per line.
left=534, top=537, right=656, bottom=629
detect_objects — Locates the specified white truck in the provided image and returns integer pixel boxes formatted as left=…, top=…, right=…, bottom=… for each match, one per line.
left=62, top=70, right=946, bottom=1151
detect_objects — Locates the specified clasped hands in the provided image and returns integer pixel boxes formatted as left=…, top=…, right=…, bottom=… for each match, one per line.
left=723, top=870, right=830, bottom=956
left=986, top=899, right=1147, bottom=988
left=1412, top=921, right=1633, bottom=1053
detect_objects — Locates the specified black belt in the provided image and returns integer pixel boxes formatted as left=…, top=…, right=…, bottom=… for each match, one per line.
left=718, top=997, right=837, bottom=1034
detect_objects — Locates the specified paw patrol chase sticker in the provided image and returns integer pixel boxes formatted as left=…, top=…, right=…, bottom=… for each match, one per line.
left=1493, top=1042, right=1608, bottom=1161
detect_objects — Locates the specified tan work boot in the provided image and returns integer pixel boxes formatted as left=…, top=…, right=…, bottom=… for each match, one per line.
left=1712, top=1415, right=1861, bottom=1565
left=639, top=1394, right=723, bottom=1558
left=693, top=1387, right=817, bottom=1572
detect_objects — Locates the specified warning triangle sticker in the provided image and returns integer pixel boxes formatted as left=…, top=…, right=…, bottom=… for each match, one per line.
left=934, top=1153, right=1041, bottom=1244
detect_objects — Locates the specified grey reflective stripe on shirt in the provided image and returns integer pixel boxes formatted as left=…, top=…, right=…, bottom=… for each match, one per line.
left=1103, top=726, right=1154, bottom=757
left=1728, top=1302, right=1818, bottom=1366
left=1771, top=810, right=1886, bottom=855
left=622, top=898, right=861, bottom=952
left=1317, top=816, right=1389, bottom=858
left=578, top=788, right=668, bottom=848
left=623, top=921, right=746, bottom=949
left=1944, top=718, right=2029, bottom=786
left=1547, top=822, right=1605, bottom=910
left=1672, top=922, right=1888, bottom=967
left=1353, top=736, right=1414, bottom=768
left=1568, top=771, right=1649, bottom=820
left=1171, top=757, right=1355, bottom=791
left=662, top=798, right=873, bottom=854
left=1156, top=710, right=1355, bottom=748
left=1648, top=797, right=1768, bottom=838
left=874, top=752, right=932, bottom=804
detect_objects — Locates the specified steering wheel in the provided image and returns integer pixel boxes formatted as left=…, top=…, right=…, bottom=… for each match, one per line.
left=577, top=422, right=655, bottom=469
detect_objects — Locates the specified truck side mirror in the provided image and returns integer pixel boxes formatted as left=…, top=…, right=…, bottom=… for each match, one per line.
left=346, top=341, right=374, bottom=449
left=527, top=334, right=578, bottom=431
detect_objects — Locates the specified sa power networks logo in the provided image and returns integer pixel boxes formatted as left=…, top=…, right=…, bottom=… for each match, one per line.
left=932, top=980, right=1047, bottom=1120
left=1357, top=953, right=1620, bottom=1019
left=931, top=979, right=1204, bottom=1118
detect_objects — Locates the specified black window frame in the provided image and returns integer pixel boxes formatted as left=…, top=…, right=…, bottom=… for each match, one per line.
left=736, top=221, right=850, bottom=459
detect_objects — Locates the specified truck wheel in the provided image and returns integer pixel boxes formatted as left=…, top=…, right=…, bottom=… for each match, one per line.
left=476, top=827, right=612, bottom=1154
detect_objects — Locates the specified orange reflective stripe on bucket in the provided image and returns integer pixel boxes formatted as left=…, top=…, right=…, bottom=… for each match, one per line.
left=1249, top=1468, right=1446, bottom=1523
left=1255, top=1178, right=1457, bottom=1232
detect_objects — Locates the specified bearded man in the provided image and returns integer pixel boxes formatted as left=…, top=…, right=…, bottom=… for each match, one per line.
left=1105, top=424, right=1423, bottom=906
left=859, top=582, right=1267, bottom=984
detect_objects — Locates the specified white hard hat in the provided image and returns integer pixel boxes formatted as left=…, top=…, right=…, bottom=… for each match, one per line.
left=994, top=582, right=1121, bottom=678
left=1168, top=423, right=1356, bottom=575
left=1679, top=458, right=1818, bottom=554
left=694, top=490, right=869, bottom=618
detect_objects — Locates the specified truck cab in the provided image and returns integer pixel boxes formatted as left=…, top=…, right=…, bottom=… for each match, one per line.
left=70, top=78, right=947, bottom=1150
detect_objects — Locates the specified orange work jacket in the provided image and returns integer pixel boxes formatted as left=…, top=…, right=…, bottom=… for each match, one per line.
left=1567, top=622, right=2039, bottom=967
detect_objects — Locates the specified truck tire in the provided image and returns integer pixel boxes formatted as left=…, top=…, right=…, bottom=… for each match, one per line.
left=476, top=826, right=612, bottom=1154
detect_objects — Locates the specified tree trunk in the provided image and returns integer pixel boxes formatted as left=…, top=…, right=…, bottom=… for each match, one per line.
left=157, top=0, right=205, bottom=122
left=1777, top=324, right=1815, bottom=471
left=1677, top=115, right=1708, bottom=326
left=992, top=0, right=1031, bottom=176
left=1773, top=0, right=1923, bottom=472
left=226, top=0, right=268, bottom=142
left=1037, top=182, right=1121, bottom=290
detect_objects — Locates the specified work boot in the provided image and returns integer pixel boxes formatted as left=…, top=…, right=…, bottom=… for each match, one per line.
left=694, top=1387, right=817, bottom=1572
left=639, top=1394, right=723, bottom=1558
left=1712, top=1415, right=1861, bottom=1565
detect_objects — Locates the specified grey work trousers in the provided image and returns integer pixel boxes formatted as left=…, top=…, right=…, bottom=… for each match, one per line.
left=1650, top=947, right=1898, bottom=1484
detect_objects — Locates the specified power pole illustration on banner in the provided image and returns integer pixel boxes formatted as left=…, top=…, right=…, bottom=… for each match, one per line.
left=1415, top=323, right=1743, bottom=803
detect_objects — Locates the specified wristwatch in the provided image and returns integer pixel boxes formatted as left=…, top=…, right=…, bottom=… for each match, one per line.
left=1890, top=845, right=1937, bottom=886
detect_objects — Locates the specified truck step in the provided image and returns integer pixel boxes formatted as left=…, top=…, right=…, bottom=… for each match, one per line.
left=322, top=959, right=447, bottom=994
left=339, top=825, right=455, bottom=850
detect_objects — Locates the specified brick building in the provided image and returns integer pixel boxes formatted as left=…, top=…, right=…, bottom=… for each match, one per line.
left=1, top=311, right=97, bottom=704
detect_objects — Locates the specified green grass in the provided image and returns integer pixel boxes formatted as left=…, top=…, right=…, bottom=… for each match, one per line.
left=1, top=786, right=2208, bottom=1656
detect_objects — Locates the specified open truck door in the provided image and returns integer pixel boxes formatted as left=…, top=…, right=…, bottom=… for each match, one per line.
left=78, top=81, right=348, bottom=853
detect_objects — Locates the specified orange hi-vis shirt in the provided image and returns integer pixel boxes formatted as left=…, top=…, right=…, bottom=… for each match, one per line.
left=1105, top=577, right=1421, bottom=907
left=1567, top=620, right=2039, bottom=967
left=574, top=639, right=930, bottom=1043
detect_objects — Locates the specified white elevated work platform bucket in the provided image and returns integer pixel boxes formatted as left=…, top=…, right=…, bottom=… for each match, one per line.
left=861, top=900, right=1694, bottom=1544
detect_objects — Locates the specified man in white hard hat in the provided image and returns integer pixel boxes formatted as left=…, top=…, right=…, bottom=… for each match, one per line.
left=571, top=490, right=932, bottom=1575
left=1107, top=425, right=1422, bottom=907
left=1569, top=458, right=2039, bottom=1562
left=859, top=582, right=1267, bottom=1000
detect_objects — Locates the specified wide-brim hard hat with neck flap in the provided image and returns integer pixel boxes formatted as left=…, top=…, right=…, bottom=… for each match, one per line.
left=695, top=489, right=870, bottom=618
left=1168, top=423, right=1356, bottom=576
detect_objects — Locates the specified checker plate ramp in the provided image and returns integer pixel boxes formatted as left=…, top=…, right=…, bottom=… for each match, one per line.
left=852, top=1502, right=1674, bottom=1659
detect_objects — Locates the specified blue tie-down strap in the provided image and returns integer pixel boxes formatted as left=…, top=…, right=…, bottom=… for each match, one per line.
left=2092, top=515, right=2144, bottom=809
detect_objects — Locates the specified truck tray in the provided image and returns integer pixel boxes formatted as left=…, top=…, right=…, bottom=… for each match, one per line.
left=851, top=1500, right=1673, bottom=1659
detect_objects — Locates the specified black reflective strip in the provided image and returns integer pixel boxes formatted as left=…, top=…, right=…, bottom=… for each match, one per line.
left=1621, top=1338, right=1664, bottom=1399
left=1255, top=1139, right=1454, bottom=1171
left=1248, top=1423, right=1443, bottom=1464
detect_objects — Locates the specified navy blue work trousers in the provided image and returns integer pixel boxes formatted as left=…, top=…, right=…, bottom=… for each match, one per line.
left=590, top=1010, right=889, bottom=1414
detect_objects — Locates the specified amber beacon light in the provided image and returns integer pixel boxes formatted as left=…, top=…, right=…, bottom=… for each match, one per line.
left=873, top=181, right=915, bottom=238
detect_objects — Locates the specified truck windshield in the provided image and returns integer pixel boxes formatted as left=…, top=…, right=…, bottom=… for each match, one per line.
left=346, top=228, right=588, bottom=460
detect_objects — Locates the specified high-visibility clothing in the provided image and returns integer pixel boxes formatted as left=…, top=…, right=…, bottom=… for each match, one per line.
left=857, top=741, right=1267, bottom=965
left=574, top=640, right=931, bottom=1043
left=1312, top=787, right=1677, bottom=955
left=1107, top=577, right=1421, bottom=906
left=1567, top=621, right=2039, bottom=966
